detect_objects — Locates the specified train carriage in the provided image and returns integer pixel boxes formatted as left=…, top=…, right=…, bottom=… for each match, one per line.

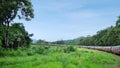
left=80, top=45, right=120, bottom=55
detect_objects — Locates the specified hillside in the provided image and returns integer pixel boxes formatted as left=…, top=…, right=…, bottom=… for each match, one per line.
left=64, top=37, right=85, bottom=44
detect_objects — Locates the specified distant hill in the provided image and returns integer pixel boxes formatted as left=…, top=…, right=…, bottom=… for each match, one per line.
left=64, top=36, right=85, bottom=44
left=73, top=36, right=85, bottom=41
left=32, top=36, right=85, bottom=44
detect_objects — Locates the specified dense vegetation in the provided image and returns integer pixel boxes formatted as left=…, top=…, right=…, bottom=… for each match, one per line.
left=0, top=23, right=33, bottom=49
left=0, top=45, right=76, bottom=57
left=0, top=46, right=120, bottom=68
left=0, top=0, right=34, bottom=49
left=68, top=17, right=120, bottom=46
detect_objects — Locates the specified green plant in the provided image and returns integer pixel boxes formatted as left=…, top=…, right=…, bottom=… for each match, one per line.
left=64, top=46, right=76, bottom=53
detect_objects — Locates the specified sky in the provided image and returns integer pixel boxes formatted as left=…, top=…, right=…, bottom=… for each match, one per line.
left=15, top=0, right=120, bottom=41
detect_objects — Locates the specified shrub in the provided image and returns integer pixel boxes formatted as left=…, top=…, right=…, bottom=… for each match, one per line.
left=33, top=46, right=50, bottom=55
left=26, top=49, right=35, bottom=56
left=64, top=46, right=76, bottom=53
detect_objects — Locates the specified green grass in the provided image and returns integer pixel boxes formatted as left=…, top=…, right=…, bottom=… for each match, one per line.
left=0, top=46, right=120, bottom=68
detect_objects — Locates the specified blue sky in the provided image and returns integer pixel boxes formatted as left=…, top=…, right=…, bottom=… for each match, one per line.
left=15, top=0, right=120, bottom=41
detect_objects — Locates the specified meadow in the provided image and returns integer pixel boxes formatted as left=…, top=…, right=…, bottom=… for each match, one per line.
left=0, top=45, right=120, bottom=68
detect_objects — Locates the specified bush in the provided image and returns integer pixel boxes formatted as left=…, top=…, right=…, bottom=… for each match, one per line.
left=26, top=48, right=35, bottom=56
left=0, top=46, right=52, bottom=57
left=0, top=47, right=28, bottom=57
left=0, top=47, right=5, bottom=57
left=35, top=46, right=50, bottom=54
left=64, top=46, right=76, bottom=53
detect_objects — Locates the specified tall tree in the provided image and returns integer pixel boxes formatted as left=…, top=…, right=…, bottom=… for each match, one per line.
left=9, top=23, right=33, bottom=48
left=116, top=16, right=120, bottom=26
left=0, top=0, right=34, bottom=47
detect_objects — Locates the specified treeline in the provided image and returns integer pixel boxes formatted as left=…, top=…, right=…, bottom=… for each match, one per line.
left=0, top=0, right=34, bottom=49
left=0, top=23, right=33, bottom=48
left=34, top=39, right=65, bottom=45
left=69, top=17, right=120, bottom=46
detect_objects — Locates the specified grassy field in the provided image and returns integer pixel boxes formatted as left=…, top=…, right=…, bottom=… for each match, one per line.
left=0, top=45, right=120, bottom=68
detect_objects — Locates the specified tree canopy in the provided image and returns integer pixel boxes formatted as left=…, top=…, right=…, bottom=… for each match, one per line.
left=0, top=0, right=34, bottom=24
left=0, top=0, right=34, bottom=48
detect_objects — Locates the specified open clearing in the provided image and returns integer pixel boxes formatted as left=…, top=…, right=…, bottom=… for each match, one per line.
left=0, top=46, right=120, bottom=68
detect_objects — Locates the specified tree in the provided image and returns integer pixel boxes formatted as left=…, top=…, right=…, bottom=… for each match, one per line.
left=9, top=23, right=33, bottom=48
left=36, top=39, right=47, bottom=45
left=0, top=0, right=34, bottom=47
left=116, top=16, right=120, bottom=26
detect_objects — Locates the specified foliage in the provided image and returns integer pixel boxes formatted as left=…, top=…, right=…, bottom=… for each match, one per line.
left=35, top=39, right=48, bottom=45
left=116, top=16, right=120, bottom=26
left=0, top=0, right=34, bottom=24
left=0, top=45, right=75, bottom=57
left=51, top=40, right=65, bottom=44
left=64, top=46, right=76, bottom=53
left=0, top=23, right=32, bottom=49
left=0, top=0, right=34, bottom=47
left=9, top=23, right=32, bottom=48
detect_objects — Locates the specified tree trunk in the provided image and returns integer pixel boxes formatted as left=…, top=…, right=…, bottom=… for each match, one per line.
left=4, top=21, right=10, bottom=48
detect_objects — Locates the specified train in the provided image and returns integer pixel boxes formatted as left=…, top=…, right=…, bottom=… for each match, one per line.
left=79, top=45, right=120, bottom=55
